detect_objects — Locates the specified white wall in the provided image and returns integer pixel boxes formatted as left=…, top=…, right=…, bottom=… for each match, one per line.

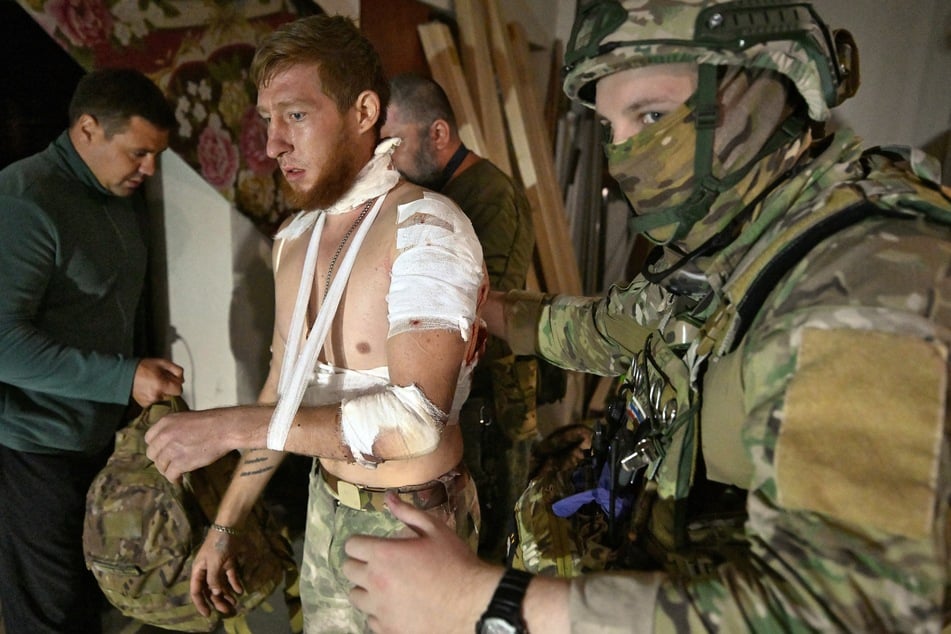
left=812, top=0, right=951, bottom=152
left=152, top=152, right=273, bottom=409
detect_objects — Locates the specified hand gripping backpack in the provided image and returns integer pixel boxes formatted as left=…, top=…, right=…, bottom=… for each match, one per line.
left=83, top=397, right=302, bottom=632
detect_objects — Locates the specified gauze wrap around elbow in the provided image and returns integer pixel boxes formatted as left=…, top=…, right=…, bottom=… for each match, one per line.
left=340, top=384, right=447, bottom=467
left=387, top=193, right=484, bottom=339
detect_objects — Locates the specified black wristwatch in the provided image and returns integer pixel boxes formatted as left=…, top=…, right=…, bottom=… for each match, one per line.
left=476, top=567, right=533, bottom=634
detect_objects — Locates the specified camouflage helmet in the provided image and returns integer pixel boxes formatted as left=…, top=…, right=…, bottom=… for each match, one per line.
left=563, top=0, right=859, bottom=122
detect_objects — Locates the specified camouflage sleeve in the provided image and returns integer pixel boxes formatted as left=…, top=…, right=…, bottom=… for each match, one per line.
left=569, top=571, right=667, bottom=633
left=504, top=277, right=672, bottom=376
left=651, top=218, right=950, bottom=631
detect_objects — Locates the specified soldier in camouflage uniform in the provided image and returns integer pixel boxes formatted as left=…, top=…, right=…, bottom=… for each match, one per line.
left=343, top=1, right=951, bottom=632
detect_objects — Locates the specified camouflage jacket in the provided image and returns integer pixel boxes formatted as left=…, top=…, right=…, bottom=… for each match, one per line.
left=505, top=129, right=951, bottom=632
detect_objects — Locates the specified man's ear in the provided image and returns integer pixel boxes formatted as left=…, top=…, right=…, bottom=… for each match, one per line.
left=353, top=90, right=381, bottom=133
left=429, top=119, right=452, bottom=151
left=74, top=113, right=102, bottom=145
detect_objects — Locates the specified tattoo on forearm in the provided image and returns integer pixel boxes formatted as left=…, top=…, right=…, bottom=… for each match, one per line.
left=244, top=455, right=269, bottom=465
left=240, top=465, right=275, bottom=477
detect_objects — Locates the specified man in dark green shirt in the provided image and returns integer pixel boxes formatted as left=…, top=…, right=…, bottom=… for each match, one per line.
left=383, top=73, right=536, bottom=563
left=0, top=68, right=184, bottom=633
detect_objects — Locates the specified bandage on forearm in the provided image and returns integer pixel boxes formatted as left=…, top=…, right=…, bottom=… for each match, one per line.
left=339, top=383, right=447, bottom=468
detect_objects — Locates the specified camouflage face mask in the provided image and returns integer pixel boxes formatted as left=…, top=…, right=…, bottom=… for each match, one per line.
left=604, top=68, right=808, bottom=251
left=604, top=100, right=697, bottom=245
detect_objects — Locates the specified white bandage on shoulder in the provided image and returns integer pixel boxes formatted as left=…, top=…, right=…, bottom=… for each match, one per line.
left=387, top=193, right=484, bottom=340
left=339, top=383, right=447, bottom=468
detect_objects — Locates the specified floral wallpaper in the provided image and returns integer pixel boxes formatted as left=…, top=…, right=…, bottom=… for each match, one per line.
left=15, top=0, right=315, bottom=237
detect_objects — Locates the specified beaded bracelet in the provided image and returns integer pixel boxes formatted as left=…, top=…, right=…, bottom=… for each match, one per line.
left=210, top=523, right=242, bottom=536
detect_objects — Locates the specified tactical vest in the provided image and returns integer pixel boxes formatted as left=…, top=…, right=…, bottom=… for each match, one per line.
left=634, top=148, right=951, bottom=577
left=512, top=146, right=951, bottom=578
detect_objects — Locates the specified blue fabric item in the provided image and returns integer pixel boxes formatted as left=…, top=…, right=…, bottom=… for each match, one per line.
left=552, top=463, right=632, bottom=519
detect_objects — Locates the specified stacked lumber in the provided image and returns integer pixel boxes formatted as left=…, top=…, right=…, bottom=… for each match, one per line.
left=416, top=22, right=488, bottom=158
left=419, top=0, right=582, bottom=297
left=454, top=0, right=512, bottom=177
left=418, top=0, right=587, bottom=424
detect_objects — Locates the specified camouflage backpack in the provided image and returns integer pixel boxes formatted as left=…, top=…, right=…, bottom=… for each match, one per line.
left=83, top=397, right=302, bottom=632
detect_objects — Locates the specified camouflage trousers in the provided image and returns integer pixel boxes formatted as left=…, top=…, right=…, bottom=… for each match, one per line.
left=300, top=462, right=480, bottom=633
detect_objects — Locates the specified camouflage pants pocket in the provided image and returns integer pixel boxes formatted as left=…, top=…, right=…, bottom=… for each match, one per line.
left=300, top=466, right=480, bottom=633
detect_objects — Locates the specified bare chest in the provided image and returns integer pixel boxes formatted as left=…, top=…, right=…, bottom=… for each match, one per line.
left=274, top=211, right=396, bottom=371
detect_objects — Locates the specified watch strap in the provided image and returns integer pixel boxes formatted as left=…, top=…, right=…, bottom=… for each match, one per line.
left=477, top=567, right=533, bottom=633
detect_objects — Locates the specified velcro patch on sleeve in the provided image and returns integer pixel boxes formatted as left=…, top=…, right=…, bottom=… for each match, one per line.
left=776, top=328, right=946, bottom=539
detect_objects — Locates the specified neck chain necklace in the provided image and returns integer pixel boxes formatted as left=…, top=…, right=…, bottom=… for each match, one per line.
left=323, top=198, right=375, bottom=298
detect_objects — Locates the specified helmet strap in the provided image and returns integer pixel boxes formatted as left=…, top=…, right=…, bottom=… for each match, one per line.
left=627, top=64, right=721, bottom=241
left=692, top=63, right=720, bottom=201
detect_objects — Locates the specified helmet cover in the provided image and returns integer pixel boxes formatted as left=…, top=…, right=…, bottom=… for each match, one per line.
left=564, top=0, right=856, bottom=121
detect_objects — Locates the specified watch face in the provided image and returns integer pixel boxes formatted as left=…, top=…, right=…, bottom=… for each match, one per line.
left=479, top=617, right=520, bottom=634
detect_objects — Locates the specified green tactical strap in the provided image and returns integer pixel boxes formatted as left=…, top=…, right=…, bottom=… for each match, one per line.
left=728, top=201, right=887, bottom=352
left=692, top=63, right=719, bottom=199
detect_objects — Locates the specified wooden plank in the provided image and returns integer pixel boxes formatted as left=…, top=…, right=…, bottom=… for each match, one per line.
left=544, top=38, right=565, bottom=150
left=454, top=0, right=512, bottom=177
left=486, top=0, right=582, bottom=295
left=526, top=262, right=540, bottom=292
left=417, top=22, right=488, bottom=157
left=507, top=16, right=583, bottom=295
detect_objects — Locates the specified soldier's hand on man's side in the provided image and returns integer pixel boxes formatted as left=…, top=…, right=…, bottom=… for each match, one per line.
left=344, top=492, right=500, bottom=634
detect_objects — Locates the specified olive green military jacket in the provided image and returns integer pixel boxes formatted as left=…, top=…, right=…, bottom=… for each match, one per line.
left=506, top=130, right=951, bottom=632
left=445, top=158, right=536, bottom=438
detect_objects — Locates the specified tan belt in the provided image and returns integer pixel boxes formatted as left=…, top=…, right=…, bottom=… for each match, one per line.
left=320, top=464, right=468, bottom=511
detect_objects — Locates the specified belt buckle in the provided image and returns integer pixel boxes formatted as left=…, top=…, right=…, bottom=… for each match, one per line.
left=336, top=480, right=363, bottom=509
